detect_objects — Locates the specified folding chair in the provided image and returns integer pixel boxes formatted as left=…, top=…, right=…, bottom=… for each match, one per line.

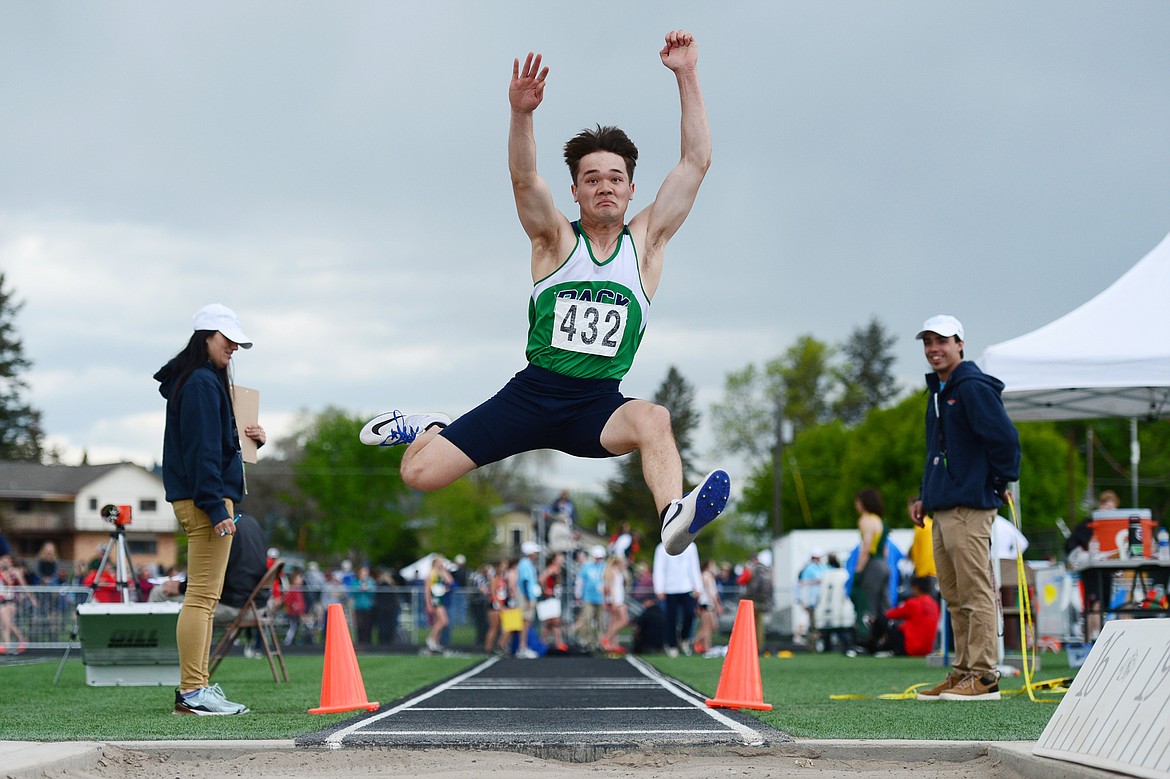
left=209, top=561, right=289, bottom=683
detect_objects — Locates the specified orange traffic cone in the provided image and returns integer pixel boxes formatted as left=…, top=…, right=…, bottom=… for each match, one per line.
left=309, top=603, right=380, bottom=714
left=705, top=599, right=772, bottom=711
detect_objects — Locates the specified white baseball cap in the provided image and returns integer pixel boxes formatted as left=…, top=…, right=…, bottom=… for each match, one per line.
left=193, top=303, right=253, bottom=348
left=916, top=314, right=964, bottom=341
left=521, top=540, right=541, bottom=555
left=590, top=545, right=607, bottom=558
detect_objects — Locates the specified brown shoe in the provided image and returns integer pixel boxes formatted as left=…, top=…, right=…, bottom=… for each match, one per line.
left=940, top=672, right=1001, bottom=701
left=916, top=671, right=962, bottom=701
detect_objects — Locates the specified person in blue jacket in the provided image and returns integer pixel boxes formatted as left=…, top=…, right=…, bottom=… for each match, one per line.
left=155, top=303, right=266, bottom=716
left=910, top=315, right=1019, bottom=702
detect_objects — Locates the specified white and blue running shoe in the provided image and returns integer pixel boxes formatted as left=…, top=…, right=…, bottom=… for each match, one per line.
left=359, top=410, right=450, bottom=447
left=660, top=469, right=731, bottom=555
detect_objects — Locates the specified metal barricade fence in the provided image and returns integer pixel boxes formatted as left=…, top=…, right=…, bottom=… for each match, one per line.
left=1, top=586, right=91, bottom=649
left=4, top=585, right=440, bottom=652
left=5, top=583, right=749, bottom=652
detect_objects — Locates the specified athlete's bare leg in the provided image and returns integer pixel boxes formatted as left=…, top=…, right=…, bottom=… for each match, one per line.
left=400, top=429, right=478, bottom=492
left=600, top=400, right=683, bottom=513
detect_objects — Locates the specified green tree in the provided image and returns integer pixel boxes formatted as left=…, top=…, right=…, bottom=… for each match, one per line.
left=240, top=419, right=311, bottom=556
left=711, top=335, right=834, bottom=538
left=735, top=389, right=1077, bottom=537
left=833, top=316, right=899, bottom=426
left=475, top=450, right=553, bottom=509
left=710, top=335, right=834, bottom=468
left=0, top=274, right=44, bottom=461
left=419, top=478, right=501, bottom=566
left=1062, top=417, right=1170, bottom=522
left=710, top=362, right=782, bottom=469
left=738, top=418, right=851, bottom=530
left=291, top=407, right=420, bottom=566
left=598, top=366, right=702, bottom=546
left=777, top=335, right=834, bottom=430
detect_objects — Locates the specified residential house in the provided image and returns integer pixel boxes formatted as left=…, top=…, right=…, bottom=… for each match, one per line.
left=0, top=461, right=177, bottom=578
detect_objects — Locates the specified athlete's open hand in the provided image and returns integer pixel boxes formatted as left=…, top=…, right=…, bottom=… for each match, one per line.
left=660, top=29, right=698, bottom=71
left=510, top=52, right=549, bottom=114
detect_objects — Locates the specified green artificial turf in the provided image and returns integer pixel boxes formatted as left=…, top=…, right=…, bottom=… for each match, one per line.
left=0, top=650, right=1073, bottom=742
left=0, top=654, right=478, bottom=741
left=652, top=651, right=1073, bottom=741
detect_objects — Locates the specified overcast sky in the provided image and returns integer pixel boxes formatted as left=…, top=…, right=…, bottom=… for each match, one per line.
left=2, top=2, right=1169, bottom=497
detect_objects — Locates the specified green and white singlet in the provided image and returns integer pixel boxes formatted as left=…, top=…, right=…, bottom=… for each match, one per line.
left=525, top=221, right=650, bottom=381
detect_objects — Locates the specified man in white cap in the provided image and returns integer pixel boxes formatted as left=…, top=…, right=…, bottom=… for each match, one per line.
left=572, top=545, right=608, bottom=650
left=910, top=315, right=1020, bottom=701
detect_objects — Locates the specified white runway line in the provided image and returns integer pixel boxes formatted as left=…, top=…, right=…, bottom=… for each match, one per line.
left=406, top=706, right=693, bottom=711
left=324, top=656, right=500, bottom=748
left=627, top=655, right=768, bottom=746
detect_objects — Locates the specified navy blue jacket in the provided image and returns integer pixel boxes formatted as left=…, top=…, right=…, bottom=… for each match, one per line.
left=920, top=360, right=1020, bottom=513
left=155, top=362, right=244, bottom=526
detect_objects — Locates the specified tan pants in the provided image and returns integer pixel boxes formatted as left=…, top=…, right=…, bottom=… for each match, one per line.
left=932, top=506, right=997, bottom=675
left=173, top=499, right=233, bottom=691
left=575, top=601, right=604, bottom=648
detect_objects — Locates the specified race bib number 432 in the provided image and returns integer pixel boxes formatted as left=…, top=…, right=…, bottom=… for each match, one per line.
left=551, top=297, right=628, bottom=357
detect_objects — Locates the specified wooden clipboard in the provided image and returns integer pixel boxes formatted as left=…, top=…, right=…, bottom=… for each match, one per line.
left=232, top=385, right=260, bottom=463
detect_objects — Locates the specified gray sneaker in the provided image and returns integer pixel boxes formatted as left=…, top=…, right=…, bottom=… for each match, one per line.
left=660, top=469, right=731, bottom=555
left=174, top=685, right=249, bottom=716
left=359, top=410, right=451, bottom=446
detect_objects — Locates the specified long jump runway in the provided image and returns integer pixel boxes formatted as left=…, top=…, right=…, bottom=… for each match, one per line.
left=300, top=655, right=789, bottom=759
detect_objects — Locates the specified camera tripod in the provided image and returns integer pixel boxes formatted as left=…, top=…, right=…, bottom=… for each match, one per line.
left=52, top=520, right=140, bottom=684
left=90, top=521, right=139, bottom=605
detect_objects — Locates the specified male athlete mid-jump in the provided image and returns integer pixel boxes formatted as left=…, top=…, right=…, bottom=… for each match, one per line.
left=361, top=30, right=728, bottom=555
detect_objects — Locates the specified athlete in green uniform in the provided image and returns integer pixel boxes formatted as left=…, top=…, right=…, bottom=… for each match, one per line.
left=361, top=30, right=728, bottom=555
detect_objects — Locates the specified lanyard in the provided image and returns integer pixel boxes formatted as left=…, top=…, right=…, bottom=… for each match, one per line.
left=933, top=389, right=948, bottom=470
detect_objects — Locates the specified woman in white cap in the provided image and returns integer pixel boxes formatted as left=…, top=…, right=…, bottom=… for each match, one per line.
left=155, top=303, right=265, bottom=716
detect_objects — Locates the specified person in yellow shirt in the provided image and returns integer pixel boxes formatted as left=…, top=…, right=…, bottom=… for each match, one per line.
left=907, top=495, right=938, bottom=599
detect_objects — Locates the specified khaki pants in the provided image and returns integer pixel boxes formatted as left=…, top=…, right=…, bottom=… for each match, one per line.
left=575, top=601, right=603, bottom=648
left=932, top=506, right=997, bottom=675
left=173, top=499, right=233, bottom=691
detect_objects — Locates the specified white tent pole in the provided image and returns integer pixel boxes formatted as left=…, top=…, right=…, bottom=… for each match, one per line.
left=1086, top=427, right=1094, bottom=503
left=1130, top=417, right=1140, bottom=506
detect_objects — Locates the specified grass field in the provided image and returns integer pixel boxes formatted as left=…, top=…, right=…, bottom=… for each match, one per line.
left=0, top=650, right=1073, bottom=742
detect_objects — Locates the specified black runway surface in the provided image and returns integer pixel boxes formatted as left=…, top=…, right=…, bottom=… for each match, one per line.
left=300, top=654, right=789, bottom=759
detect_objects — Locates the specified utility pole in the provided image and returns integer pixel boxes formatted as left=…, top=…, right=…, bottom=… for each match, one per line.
left=772, top=407, right=793, bottom=540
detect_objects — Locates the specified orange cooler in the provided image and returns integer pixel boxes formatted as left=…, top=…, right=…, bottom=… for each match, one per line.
left=1090, top=508, right=1155, bottom=558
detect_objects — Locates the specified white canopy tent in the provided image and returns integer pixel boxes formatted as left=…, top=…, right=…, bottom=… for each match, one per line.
left=980, top=229, right=1170, bottom=502
left=980, top=229, right=1170, bottom=422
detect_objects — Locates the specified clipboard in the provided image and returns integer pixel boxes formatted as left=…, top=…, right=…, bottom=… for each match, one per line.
left=232, top=385, right=260, bottom=463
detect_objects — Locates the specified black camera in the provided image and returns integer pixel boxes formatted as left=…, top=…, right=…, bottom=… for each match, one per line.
left=101, top=504, right=132, bottom=526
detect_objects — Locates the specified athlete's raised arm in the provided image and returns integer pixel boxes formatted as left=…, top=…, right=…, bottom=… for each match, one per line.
left=631, top=30, right=712, bottom=267
left=509, top=52, right=570, bottom=275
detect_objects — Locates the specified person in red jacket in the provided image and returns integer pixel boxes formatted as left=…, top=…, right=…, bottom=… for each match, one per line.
left=867, top=577, right=940, bottom=657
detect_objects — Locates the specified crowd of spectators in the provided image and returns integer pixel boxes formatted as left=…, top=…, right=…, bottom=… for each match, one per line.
left=0, top=511, right=771, bottom=657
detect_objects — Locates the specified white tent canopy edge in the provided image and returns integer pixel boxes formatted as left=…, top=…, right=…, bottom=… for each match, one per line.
left=979, top=228, right=1170, bottom=423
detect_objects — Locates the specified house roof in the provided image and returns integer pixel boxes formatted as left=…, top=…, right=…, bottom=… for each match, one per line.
left=0, top=462, right=129, bottom=500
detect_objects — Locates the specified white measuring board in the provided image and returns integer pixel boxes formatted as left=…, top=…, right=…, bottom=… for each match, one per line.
left=1034, top=618, right=1170, bottom=778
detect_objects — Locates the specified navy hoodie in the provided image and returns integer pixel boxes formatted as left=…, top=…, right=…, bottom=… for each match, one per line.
left=155, top=362, right=244, bottom=526
left=920, top=360, right=1020, bottom=514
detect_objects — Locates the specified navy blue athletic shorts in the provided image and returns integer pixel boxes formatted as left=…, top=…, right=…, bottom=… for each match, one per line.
left=439, top=363, right=635, bottom=466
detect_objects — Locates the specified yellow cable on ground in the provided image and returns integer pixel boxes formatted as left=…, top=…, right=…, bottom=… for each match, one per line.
left=828, top=497, right=1068, bottom=703
left=1006, top=494, right=1064, bottom=703
left=829, top=683, right=931, bottom=701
